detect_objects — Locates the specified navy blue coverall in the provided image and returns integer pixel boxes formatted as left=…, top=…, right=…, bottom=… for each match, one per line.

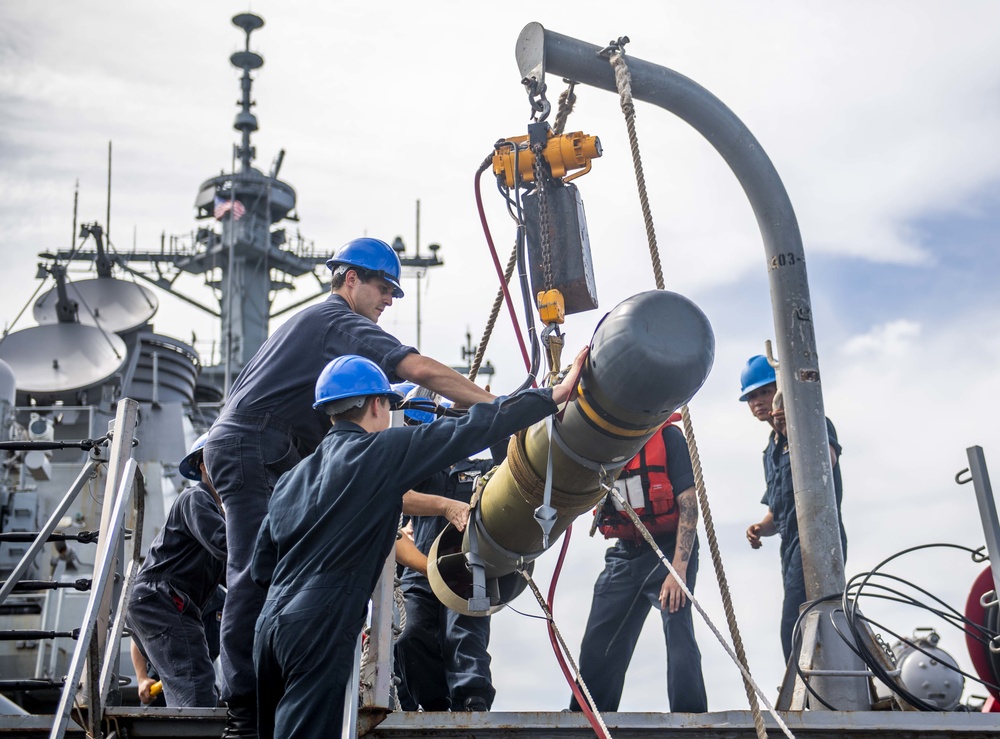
left=762, top=417, right=847, bottom=662
left=570, top=425, right=707, bottom=713
left=395, top=455, right=499, bottom=711
left=251, top=389, right=557, bottom=739
left=127, top=482, right=226, bottom=707
left=202, top=293, right=414, bottom=703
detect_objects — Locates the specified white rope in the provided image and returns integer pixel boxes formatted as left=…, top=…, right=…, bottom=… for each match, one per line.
left=607, top=485, right=797, bottom=739
left=518, top=569, right=613, bottom=739
left=359, top=578, right=409, bottom=711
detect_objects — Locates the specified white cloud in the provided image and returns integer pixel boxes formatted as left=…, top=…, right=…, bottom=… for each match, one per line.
left=841, top=319, right=922, bottom=357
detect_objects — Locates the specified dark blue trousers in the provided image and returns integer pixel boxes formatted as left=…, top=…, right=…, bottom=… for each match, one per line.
left=254, top=582, right=366, bottom=739
left=779, top=539, right=807, bottom=664
left=571, top=537, right=707, bottom=713
left=204, top=412, right=301, bottom=703
left=394, top=586, right=494, bottom=710
left=128, top=581, right=218, bottom=707
left=202, top=585, right=225, bottom=663
left=779, top=533, right=847, bottom=664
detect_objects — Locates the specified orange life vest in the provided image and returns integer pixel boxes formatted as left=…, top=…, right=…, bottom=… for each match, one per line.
left=597, top=418, right=680, bottom=543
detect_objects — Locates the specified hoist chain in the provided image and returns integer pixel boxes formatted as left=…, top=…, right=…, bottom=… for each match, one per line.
left=532, top=136, right=564, bottom=388
left=531, top=143, right=555, bottom=293
left=522, top=76, right=551, bottom=122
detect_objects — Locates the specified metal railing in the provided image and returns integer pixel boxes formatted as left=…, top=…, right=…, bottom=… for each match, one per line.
left=0, top=398, right=144, bottom=739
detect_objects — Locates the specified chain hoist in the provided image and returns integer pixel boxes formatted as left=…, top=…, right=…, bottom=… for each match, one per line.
left=491, top=80, right=603, bottom=388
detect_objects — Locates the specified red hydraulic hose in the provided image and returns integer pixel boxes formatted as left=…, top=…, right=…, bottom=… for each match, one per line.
left=474, top=162, right=531, bottom=372
left=546, top=524, right=611, bottom=739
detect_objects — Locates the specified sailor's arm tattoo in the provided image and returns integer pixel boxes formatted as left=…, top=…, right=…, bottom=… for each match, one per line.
left=674, top=487, right=698, bottom=567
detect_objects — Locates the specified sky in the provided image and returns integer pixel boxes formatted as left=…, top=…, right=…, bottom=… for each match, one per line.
left=2, top=0, right=1000, bottom=716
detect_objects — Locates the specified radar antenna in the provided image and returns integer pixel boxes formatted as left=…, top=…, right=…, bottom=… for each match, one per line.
left=230, top=13, right=265, bottom=172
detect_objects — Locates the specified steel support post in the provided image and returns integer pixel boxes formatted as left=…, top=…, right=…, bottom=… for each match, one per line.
left=90, top=400, right=139, bottom=676
left=515, top=22, right=868, bottom=708
left=342, top=636, right=362, bottom=739
left=967, top=447, right=1000, bottom=601
left=51, top=458, right=139, bottom=739
left=361, top=554, right=396, bottom=711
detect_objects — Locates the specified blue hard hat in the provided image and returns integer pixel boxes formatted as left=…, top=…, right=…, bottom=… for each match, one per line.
left=391, top=381, right=417, bottom=399
left=739, top=354, right=777, bottom=402
left=401, top=385, right=438, bottom=425
left=313, top=355, right=404, bottom=414
left=392, top=381, right=434, bottom=424
left=326, top=238, right=405, bottom=299
left=179, top=432, right=210, bottom=481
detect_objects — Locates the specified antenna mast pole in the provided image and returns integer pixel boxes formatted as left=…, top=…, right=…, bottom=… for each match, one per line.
left=106, top=141, right=112, bottom=249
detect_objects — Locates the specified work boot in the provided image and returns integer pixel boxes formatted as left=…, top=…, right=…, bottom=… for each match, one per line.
left=462, top=696, right=489, bottom=712
left=221, top=701, right=257, bottom=739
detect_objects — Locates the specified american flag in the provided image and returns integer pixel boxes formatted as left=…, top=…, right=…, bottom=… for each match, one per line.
left=214, top=194, right=246, bottom=221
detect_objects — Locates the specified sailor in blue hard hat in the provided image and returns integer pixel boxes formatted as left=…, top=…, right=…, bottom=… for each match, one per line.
left=326, top=237, right=404, bottom=320
left=251, top=348, right=588, bottom=739
left=178, top=431, right=210, bottom=481
left=738, top=353, right=777, bottom=404
left=392, top=382, right=441, bottom=426
left=312, top=354, right=405, bottom=421
left=127, top=432, right=226, bottom=708
left=201, top=236, right=496, bottom=734
left=739, top=353, right=848, bottom=663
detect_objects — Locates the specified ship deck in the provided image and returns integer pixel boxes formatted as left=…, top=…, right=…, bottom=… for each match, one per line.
left=3, top=709, right=999, bottom=738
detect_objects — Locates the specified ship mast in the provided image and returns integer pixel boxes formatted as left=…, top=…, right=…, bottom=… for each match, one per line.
left=42, top=13, right=330, bottom=397
left=192, top=12, right=325, bottom=394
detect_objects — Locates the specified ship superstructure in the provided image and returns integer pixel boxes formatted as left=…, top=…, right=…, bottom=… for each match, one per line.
left=0, top=10, right=327, bottom=716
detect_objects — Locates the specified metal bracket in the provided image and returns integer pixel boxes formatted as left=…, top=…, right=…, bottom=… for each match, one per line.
left=515, top=22, right=547, bottom=99
left=465, top=513, right=491, bottom=613
left=597, top=35, right=630, bottom=60
left=533, top=416, right=558, bottom=548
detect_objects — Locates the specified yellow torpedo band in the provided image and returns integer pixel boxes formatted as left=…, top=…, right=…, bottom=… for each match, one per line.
left=574, top=384, right=653, bottom=438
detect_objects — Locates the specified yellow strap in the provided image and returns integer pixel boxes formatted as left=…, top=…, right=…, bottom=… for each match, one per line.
left=574, top=386, right=653, bottom=438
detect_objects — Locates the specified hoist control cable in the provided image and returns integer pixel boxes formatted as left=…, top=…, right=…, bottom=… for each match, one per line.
left=474, top=157, right=531, bottom=375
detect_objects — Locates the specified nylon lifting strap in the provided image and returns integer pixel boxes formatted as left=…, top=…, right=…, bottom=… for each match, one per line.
left=608, top=45, right=774, bottom=739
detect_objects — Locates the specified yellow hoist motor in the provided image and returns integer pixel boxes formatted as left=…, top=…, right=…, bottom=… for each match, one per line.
left=492, top=131, right=602, bottom=189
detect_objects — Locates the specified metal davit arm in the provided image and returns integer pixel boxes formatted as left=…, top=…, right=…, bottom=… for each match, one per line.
left=516, top=23, right=867, bottom=709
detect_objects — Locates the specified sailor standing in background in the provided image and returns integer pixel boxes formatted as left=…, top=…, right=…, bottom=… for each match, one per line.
left=202, top=237, right=494, bottom=738
left=570, top=415, right=707, bottom=713
left=740, top=354, right=848, bottom=662
left=392, top=387, right=504, bottom=713
left=251, top=349, right=587, bottom=739
left=127, top=434, right=226, bottom=707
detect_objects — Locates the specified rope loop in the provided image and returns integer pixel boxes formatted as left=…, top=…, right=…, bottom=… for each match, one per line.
left=552, top=79, right=578, bottom=136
